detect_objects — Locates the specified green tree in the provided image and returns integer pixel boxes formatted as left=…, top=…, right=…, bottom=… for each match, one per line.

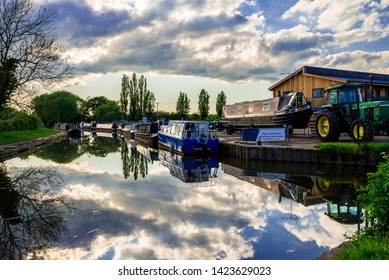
left=144, top=89, right=155, bottom=118
left=32, top=91, right=81, bottom=127
left=120, top=74, right=130, bottom=118
left=129, top=73, right=138, bottom=120
left=176, top=92, right=190, bottom=119
left=0, top=58, right=18, bottom=109
left=0, top=0, right=71, bottom=110
left=81, top=96, right=109, bottom=119
left=198, top=89, right=210, bottom=119
left=94, top=100, right=122, bottom=122
left=216, top=91, right=227, bottom=118
left=128, top=73, right=155, bottom=121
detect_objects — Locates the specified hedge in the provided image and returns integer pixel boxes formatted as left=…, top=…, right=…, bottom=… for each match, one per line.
left=0, top=113, right=41, bottom=131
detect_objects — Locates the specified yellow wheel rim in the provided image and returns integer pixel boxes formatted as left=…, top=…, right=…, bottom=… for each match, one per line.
left=317, top=178, right=330, bottom=191
left=353, top=123, right=364, bottom=139
left=318, top=117, right=329, bottom=137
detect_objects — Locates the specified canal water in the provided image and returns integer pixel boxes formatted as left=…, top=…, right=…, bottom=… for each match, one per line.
left=1, top=132, right=374, bottom=260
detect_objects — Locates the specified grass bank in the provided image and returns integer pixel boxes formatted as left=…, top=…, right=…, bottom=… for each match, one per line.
left=315, top=142, right=389, bottom=154
left=337, top=234, right=389, bottom=260
left=0, top=128, right=60, bottom=145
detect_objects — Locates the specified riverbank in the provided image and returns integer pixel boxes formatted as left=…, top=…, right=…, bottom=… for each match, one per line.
left=0, top=130, right=65, bottom=161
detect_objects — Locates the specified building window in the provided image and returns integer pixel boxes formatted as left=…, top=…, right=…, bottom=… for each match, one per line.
left=312, top=88, right=324, bottom=98
left=262, top=102, right=270, bottom=111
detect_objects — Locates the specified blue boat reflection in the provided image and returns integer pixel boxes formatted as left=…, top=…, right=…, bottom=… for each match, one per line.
left=159, top=148, right=219, bottom=186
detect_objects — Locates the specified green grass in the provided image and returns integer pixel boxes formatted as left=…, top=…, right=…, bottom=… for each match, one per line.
left=337, top=234, right=389, bottom=260
left=0, top=128, right=60, bottom=145
left=315, top=142, right=389, bottom=154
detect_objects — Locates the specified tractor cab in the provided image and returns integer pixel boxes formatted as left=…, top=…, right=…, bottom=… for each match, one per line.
left=325, top=84, right=363, bottom=123
left=326, top=84, right=363, bottom=105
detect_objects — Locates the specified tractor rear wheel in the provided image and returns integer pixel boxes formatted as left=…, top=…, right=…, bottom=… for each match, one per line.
left=351, top=119, right=374, bottom=143
left=226, top=124, right=235, bottom=135
left=316, top=111, right=341, bottom=142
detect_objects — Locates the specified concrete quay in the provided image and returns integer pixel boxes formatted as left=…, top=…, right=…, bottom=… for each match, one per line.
left=218, top=129, right=388, bottom=167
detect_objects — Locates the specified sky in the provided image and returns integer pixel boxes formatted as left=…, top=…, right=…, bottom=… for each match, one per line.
left=36, top=0, right=389, bottom=113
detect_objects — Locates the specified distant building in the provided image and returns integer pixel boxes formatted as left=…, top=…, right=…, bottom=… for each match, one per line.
left=268, top=66, right=389, bottom=109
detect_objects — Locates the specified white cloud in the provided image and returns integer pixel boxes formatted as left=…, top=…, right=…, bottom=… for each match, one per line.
left=305, top=50, right=389, bottom=71
left=30, top=0, right=389, bottom=103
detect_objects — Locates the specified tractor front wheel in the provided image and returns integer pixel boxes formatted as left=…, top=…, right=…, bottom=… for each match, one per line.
left=316, top=112, right=341, bottom=142
left=351, top=119, right=374, bottom=143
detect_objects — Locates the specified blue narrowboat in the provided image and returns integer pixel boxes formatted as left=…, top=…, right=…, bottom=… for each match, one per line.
left=158, top=120, right=219, bottom=155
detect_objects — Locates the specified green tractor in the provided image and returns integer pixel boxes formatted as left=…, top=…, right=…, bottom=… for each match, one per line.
left=316, top=83, right=389, bottom=143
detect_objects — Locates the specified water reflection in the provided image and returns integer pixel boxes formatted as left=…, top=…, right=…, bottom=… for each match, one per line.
left=2, top=133, right=374, bottom=260
left=0, top=164, right=71, bottom=259
left=221, top=156, right=368, bottom=227
left=34, top=134, right=121, bottom=163
left=159, top=149, right=219, bottom=186
left=120, top=138, right=152, bottom=180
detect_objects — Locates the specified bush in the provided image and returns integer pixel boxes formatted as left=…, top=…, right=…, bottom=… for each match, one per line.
left=358, top=153, right=389, bottom=232
left=0, top=112, right=41, bottom=131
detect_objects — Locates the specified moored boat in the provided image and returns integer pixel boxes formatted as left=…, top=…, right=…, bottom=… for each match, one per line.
left=222, top=92, right=313, bottom=134
left=67, top=128, right=82, bottom=138
left=158, top=120, right=219, bottom=155
left=133, top=121, right=159, bottom=148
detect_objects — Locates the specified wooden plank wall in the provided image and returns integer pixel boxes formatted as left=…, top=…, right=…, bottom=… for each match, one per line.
left=272, top=73, right=389, bottom=109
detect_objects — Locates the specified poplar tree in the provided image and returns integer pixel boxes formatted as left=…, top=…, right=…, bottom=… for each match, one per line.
left=198, top=89, right=210, bottom=120
left=176, top=92, right=190, bottom=119
left=120, top=74, right=129, bottom=118
left=127, top=73, right=155, bottom=121
left=129, top=73, right=138, bottom=120
left=216, top=91, right=227, bottom=118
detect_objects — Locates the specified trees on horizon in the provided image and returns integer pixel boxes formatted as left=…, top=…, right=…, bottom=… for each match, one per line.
left=198, top=89, right=210, bottom=120
left=120, top=73, right=155, bottom=121
left=216, top=91, right=227, bottom=118
left=176, top=92, right=190, bottom=119
left=32, top=91, right=81, bottom=128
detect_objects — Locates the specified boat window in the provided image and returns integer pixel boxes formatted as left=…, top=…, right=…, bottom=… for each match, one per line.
left=176, top=124, right=183, bottom=137
left=262, top=103, right=270, bottom=111
left=248, top=105, right=254, bottom=113
left=291, top=92, right=307, bottom=107
left=170, top=125, right=176, bottom=134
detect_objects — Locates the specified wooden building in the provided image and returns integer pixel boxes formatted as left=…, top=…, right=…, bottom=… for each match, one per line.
left=269, top=66, right=389, bottom=109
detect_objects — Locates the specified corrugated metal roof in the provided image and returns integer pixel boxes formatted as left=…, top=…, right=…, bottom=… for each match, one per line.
left=303, top=66, right=389, bottom=85
left=269, top=66, right=389, bottom=90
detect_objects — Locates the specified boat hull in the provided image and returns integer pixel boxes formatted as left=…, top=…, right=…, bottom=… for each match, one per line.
left=134, top=133, right=158, bottom=148
left=222, top=92, right=314, bottom=130
left=158, top=134, right=219, bottom=155
left=225, top=105, right=313, bottom=129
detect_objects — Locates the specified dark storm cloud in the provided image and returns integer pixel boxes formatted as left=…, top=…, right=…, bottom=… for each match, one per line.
left=47, top=0, right=175, bottom=47
left=271, top=36, right=324, bottom=55
left=182, top=13, right=247, bottom=33
left=48, top=1, right=130, bottom=46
